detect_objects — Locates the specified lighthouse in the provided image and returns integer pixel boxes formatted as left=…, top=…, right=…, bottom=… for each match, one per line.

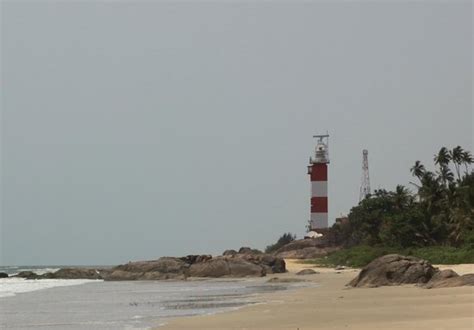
left=307, top=134, right=329, bottom=230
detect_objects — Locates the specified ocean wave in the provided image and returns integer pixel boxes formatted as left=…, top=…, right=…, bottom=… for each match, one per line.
left=0, top=278, right=102, bottom=298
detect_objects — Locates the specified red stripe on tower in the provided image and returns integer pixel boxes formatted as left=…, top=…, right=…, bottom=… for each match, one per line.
left=307, top=134, right=329, bottom=230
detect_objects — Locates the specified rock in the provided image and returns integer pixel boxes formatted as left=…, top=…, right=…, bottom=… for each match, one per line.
left=273, top=239, right=340, bottom=259
left=47, top=268, right=102, bottom=280
left=222, top=249, right=238, bottom=256
left=103, top=257, right=190, bottom=281
left=227, top=258, right=266, bottom=277
left=425, top=273, right=474, bottom=289
left=296, top=269, right=318, bottom=275
left=238, top=254, right=286, bottom=274
left=0, top=272, right=8, bottom=278
left=179, top=255, right=212, bottom=264
left=267, top=277, right=307, bottom=283
left=187, top=257, right=267, bottom=278
left=188, top=258, right=230, bottom=277
left=238, top=247, right=263, bottom=255
left=348, top=254, right=437, bottom=288
left=428, top=269, right=459, bottom=282
left=114, top=257, right=189, bottom=274
left=335, top=265, right=346, bottom=270
left=196, top=255, right=212, bottom=263
left=15, top=271, right=41, bottom=279
left=103, top=270, right=145, bottom=281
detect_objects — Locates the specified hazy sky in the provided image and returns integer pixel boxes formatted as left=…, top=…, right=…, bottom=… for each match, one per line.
left=1, top=1, right=472, bottom=266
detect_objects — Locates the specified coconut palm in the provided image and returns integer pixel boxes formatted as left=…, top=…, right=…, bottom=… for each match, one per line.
left=450, top=146, right=464, bottom=181
left=461, top=150, right=473, bottom=174
left=410, top=160, right=426, bottom=179
left=439, top=165, right=454, bottom=186
left=393, top=185, right=411, bottom=210
left=434, top=147, right=451, bottom=169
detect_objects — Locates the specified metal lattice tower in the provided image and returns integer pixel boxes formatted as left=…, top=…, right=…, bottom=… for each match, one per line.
left=359, top=149, right=371, bottom=202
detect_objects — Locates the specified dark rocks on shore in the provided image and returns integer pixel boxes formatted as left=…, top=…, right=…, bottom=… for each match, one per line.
left=348, top=254, right=437, bottom=288
left=348, top=254, right=474, bottom=289
left=10, top=248, right=286, bottom=281
left=296, top=269, right=319, bottom=275
left=15, top=271, right=42, bottom=279
left=100, top=251, right=286, bottom=281
left=238, top=247, right=263, bottom=255
left=0, top=272, right=8, bottom=278
left=8, top=244, right=280, bottom=281
left=49, top=268, right=103, bottom=280
left=273, top=238, right=341, bottom=259
left=424, top=272, right=474, bottom=289
left=222, top=249, right=238, bottom=256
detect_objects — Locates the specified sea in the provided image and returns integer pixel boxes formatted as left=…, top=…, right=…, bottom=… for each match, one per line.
left=0, top=266, right=311, bottom=329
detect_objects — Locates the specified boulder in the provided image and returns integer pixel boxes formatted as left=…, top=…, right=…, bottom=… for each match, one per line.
left=0, top=272, right=8, bottom=278
left=188, top=258, right=230, bottom=277
left=428, top=269, right=459, bottom=282
left=274, top=239, right=340, bottom=259
left=114, top=257, right=189, bottom=274
left=179, top=255, right=212, bottom=264
left=222, top=249, right=238, bottom=256
left=238, top=247, right=263, bottom=255
left=103, top=257, right=190, bottom=281
left=15, top=271, right=41, bottom=279
left=47, top=268, right=102, bottom=280
left=227, top=258, right=265, bottom=277
left=348, top=254, right=437, bottom=288
left=102, top=270, right=145, bottom=281
left=425, top=273, right=474, bottom=289
left=238, top=254, right=286, bottom=274
left=187, top=257, right=266, bottom=278
left=296, top=269, right=318, bottom=275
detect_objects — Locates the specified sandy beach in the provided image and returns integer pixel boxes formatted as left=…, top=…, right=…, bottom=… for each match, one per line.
left=160, top=260, right=474, bottom=330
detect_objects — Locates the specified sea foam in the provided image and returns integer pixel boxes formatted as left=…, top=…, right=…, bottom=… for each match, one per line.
left=0, top=278, right=101, bottom=298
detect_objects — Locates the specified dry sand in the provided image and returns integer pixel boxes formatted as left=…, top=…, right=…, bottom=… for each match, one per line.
left=160, top=260, right=474, bottom=330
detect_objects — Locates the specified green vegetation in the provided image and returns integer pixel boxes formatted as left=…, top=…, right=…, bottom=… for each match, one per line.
left=301, top=245, right=474, bottom=268
left=265, top=232, right=296, bottom=253
left=308, top=146, right=474, bottom=267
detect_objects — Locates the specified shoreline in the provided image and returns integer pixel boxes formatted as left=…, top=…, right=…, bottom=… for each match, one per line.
left=158, top=261, right=474, bottom=330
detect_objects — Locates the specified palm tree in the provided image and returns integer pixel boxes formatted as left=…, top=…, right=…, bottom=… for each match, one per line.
left=393, top=185, right=411, bottom=209
left=461, top=150, right=473, bottom=175
left=434, top=147, right=454, bottom=186
left=410, top=160, right=426, bottom=180
left=439, top=165, right=454, bottom=186
left=450, top=146, right=464, bottom=181
left=434, top=147, right=451, bottom=169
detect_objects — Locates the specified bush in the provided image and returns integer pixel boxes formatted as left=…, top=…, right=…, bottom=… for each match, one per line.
left=265, top=233, right=296, bottom=254
left=301, top=244, right=474, bottom=268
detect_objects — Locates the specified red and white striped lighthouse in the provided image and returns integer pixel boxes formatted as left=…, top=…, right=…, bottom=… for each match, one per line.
left=307, top=134, right=329, bottom=230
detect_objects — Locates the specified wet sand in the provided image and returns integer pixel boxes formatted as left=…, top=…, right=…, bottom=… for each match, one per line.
left=159, top=261, right=474, bottom=330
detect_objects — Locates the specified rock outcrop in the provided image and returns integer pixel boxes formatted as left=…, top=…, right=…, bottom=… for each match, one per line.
left=273, top=238, right=340, bottom=259
left=348, top=254, right=437, bottom=288
left=15, top=271, right=42, bottom=279
left=0, top=272, right=8, bottom=278
left=46, top=268, right=102, bottom=280
left=11, top=251, right=286, bottom=281
left=296, top=269, right=318, bottom=275
left=222, top=249, right=238, bottom=256
left=424, top=272, right=474, bottom=289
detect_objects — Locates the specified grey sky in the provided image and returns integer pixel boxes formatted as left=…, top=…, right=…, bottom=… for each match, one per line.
left=1, top=1, right=472, bottom=266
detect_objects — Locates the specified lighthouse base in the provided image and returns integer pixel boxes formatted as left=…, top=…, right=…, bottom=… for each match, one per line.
left=310, top=213, right=328, bottom=229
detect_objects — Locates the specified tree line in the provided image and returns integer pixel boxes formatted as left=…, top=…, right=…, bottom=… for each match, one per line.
left=334, top=146, right=474, bottom=248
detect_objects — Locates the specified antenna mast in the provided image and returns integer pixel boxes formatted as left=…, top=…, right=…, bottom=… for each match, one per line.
left=359, top=149, right=371, bottom=201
